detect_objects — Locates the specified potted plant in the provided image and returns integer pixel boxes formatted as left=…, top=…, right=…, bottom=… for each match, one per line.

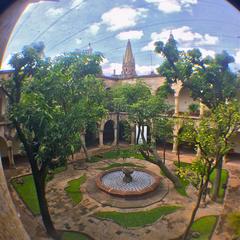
left=188, top=103, right=200, bottom=116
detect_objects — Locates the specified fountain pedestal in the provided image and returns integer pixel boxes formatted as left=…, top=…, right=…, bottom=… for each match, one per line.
left=122, top=168, right=134, bottom=183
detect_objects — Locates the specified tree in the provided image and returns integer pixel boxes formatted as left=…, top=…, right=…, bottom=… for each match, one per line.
left=111, top=81, right=182, bottom=188
left=1, top=44, right=107, bottom=239
left=178, top=101, right=240, bottom=239
left=153, top=117, right=173, bottom=163
left=33, top=52, right=107, bottom=162
left=155, top=35, right=239, bottom=201
left=155, top=37, right=239, bottom=109
left=209, top=101, right=240, bottom=200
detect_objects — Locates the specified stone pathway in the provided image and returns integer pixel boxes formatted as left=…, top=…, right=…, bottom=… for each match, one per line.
left=44, top=157, right=224, bottom=240
left=4, top=147, right=240, bottom=240
left=212, top=161, right=240, bottom=240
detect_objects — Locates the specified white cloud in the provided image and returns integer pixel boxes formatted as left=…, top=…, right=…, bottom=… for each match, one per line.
left=71, top=0, right=85, bottom=9
left=101, top=7, right=148, bottom=31
left=117, top=30, right=144, bottom=41
left=197, top=34, right=219, bottom=46
left=1, top=54, right=13, bottom=70
left=142, top=26, right=218, bottom=51
left=88, top=23, right=101, bottom=35
left=101, top=58, right=109, bottom=66
left=235, top=50, right=240, bottom=65
left=102, top=63, right=122, bottom=75
left=198, top=48, right=215, bottom=58
left=180, top=47, right=216, bottom=58
left=102, top=62, right=159, bottom=76
left=136, top=64, right=158, bottom=75
left=75, top=38, right=82, bottom=45
left=144, top=0, right=197, bottom=13
left=46, top=8, right=64, bottom=17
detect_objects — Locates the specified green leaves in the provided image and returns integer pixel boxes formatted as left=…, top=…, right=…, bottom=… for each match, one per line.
left=6, top=45, right=108, bottom=169
left=179, top=101, right=240, bottom=163
left=155, top=36, right=238, bottom=109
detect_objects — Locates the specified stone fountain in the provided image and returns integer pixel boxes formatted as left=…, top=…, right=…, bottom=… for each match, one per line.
left=122, top=168, right=134, bottom=183
left=96, top=167, right=160, bottom=197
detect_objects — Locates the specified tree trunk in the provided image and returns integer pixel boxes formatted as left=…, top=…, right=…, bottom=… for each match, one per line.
left=151, top=148, right=182, bottom=188
left=182, top=163, right=212, bottom=240
left=163, top=140, right=166, bottom=164
left=12, top=120, right=59, bottom=239
left=30, top=159, right=59, bottom=239
left=116, top=111, right=119, bottom=146
left=79, top=136, right=90, bottom=168
left=177, top=144, right=180, bottom=168
left=140, top=126, right=182, bottom=188
left=182, top=178, right=204, bottom=240
left=82, top=143, right=90, bottom=161
left=212, top=155, right=223, bottom=201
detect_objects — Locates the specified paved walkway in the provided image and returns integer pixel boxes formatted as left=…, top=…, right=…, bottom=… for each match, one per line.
left=3, top=146, right=240, bottom=240
left=212, top=161, right=240, bottom=240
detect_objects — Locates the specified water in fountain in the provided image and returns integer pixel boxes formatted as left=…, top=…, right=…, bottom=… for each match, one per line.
left=101, top=170, right=155, bottom=192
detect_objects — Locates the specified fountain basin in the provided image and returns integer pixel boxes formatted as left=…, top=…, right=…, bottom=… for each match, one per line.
left=96, top=167, right=161, bottom=197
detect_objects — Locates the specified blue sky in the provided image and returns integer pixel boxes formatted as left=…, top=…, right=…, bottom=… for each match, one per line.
left=2, top=0, right=240, bottom=75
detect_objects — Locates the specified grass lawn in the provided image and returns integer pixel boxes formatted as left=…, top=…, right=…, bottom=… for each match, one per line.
left=227, top=212, right=240, bottom=238
left=65, top=175, right=86, bottom=205
left=209, top=169, right=228, bottom=201
left=61, top=231, right=91, bottom=240
left=11, top=165, right=67, bottom=215
left=87, top=148, right=145, bottom=163
left=174, top=161, right=228, bottom=200
left=176, top=180, right=189, bottom=197
left=99, top=162, right=145, bottom=170
left=94, top=205, right=181, bottom=228
left=191, top=215, right=218, bottom=240
left=11, top=174, right=40, bottom=215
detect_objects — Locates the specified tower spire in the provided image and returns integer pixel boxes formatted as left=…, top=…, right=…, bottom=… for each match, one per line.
left=121, top=39, right=136, bottom=78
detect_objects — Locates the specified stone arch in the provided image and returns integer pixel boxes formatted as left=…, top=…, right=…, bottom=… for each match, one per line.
left=103, top=120, right=115, bottom=145
left=0, top=136, right=11, bottom=168
left=227, top=132, right=240, bottom=161
left=178, top=87, right=199, bottom=115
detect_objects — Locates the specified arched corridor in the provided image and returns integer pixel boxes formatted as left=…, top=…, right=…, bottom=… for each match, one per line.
left=103, top=120, right=115, bottom=145
left=0, top=136, right=15, bottom=168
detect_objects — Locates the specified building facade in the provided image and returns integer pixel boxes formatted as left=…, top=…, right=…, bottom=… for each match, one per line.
left=0, top=39, right=239, bottom=167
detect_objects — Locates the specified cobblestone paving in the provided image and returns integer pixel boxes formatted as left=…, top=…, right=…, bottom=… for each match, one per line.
left=6, top=147, right=237, bottom=240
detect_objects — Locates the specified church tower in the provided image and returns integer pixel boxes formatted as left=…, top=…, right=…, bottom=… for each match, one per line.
left=121, top=40, right=136, bottom=78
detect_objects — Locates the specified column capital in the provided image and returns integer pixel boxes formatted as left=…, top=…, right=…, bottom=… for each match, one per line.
left=6, top=140, right=12, bottom=148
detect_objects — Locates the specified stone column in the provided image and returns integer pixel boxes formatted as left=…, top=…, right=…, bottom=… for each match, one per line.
left=130, top=128, right=135, bottom=145
left=80, top=133, right=86, bottom=147
left=0, top=159, right=30, bottom=240
left=99, top=130, right=104, bottom=147
left=7, top=140, right=15, bottom=168
left=196, top=146, right=201, bottom=157
left=200, top=102, right=205, bottom=117
left=172, top=135, right=178, bottom=153
left=113, top=127, right=118, bottom=146
left=174, top=95, right=180, bottom=116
